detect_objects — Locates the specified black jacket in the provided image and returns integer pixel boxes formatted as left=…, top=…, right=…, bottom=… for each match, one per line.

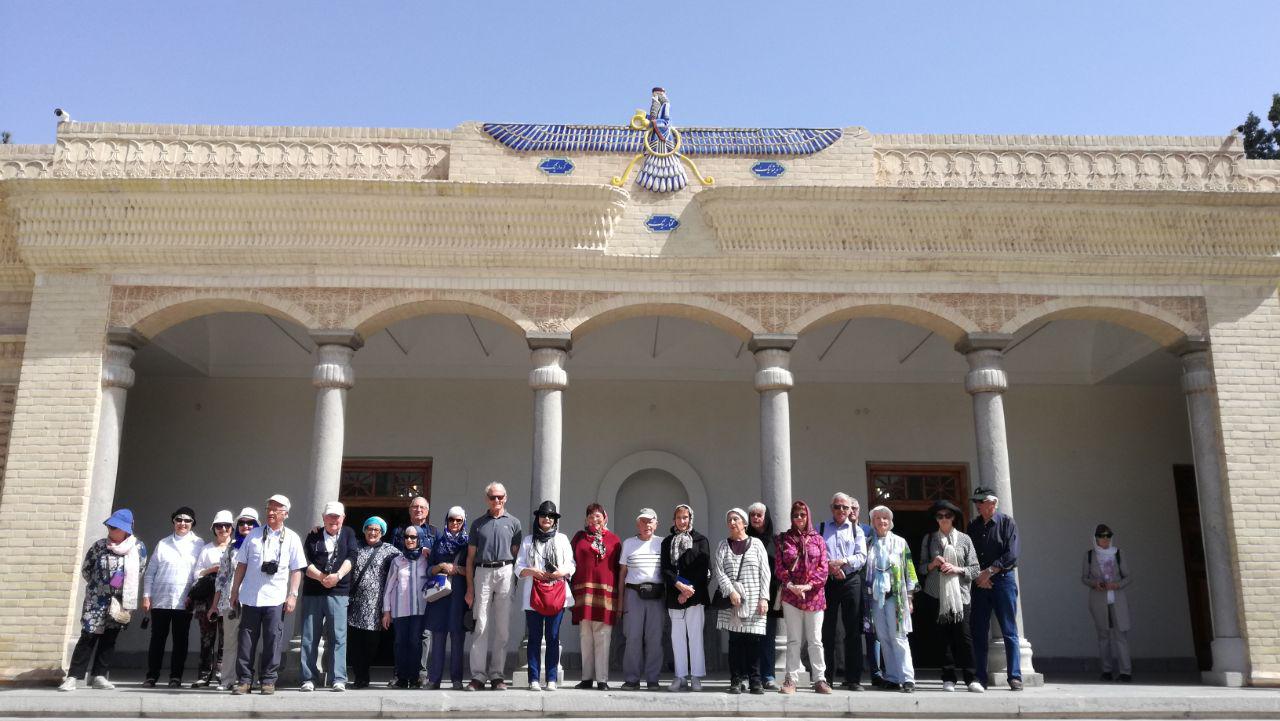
left=660, top=529, right=711, bottom=609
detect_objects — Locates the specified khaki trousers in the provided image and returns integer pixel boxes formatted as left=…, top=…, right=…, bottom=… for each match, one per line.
left=469, top=565, right=515, bottom=681
left=579, top=619, right=612, bottom=683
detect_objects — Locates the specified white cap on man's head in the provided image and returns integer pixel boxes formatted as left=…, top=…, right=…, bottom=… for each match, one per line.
left=637, top=508, right=657, bottom=521
left=323, top=501, right=345, bottom=517
left=267, top=493, right=291, bottom=511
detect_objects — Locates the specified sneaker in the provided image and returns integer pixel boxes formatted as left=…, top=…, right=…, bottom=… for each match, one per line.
left=90, top=676, right=115, bottom=690
left=668, top=677, right=684, bottom=692
left=58, top=676, right=77, bottom=692
left=942, top=681, right=956, bottom=692
left=575, top=679, right=594, bottom=690
left=331, top=682, right=346, bottom=692
left=260, top=684, right=275, bottom=695
left=546, top=681, right=557, bottom=691
left=191, top=678, right=208, bottom=689
left=901, top=682, right=915, bottom=693
left=530, top=680, right=542, bottom=692
left=748, top=682, right=764, bottom=695
left=167, top=679, right=182, bottom=688
left=492, top=679, right=507, bottom=691
left=1009, top=678, right=1024, bottom=692
left=300, top=681, right=315, bottom=692
left=467, top=679, right=485, bottom=691
left=779, top=678, right=796, bottom=695
left=763, top=679, right=778, bottom=690
left=689, top=677, right=701, bottom=692
left=967, top=681, right=985, bottom=693
left=814, top=680, right=832, bottom=695
left=232, top=683, right=250, bottom=695
left=596, top=682, right=609, bottom=691
left=621, top=681, right=640, bottom=691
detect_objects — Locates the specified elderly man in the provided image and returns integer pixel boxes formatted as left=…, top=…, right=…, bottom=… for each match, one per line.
left=464, top=482, right=522, bottom=691
left=391, top=496, right=438, bottom=682
left=967, top=486, right=1023, bottom=691
left=299, top=501, right=358, bottom=692
left=619, top=508, right=665, bottom=691
left=820, top=492, right=868, bottom=691
left=230, top=494, right=306, bottom=695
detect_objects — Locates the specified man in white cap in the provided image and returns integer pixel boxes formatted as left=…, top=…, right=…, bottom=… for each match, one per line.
left=619, top=507, right=665, bottom=690
left=299, top=501, right=358, bottom=692
left=230, top=494, right=306, bottom=695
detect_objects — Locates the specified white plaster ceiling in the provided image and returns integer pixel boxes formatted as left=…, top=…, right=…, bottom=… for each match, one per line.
left=131, top=312, right=1181, bottom=387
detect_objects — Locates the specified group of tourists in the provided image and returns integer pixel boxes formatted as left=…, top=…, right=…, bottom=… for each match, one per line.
left=60, top=482, right=1133, bottom=694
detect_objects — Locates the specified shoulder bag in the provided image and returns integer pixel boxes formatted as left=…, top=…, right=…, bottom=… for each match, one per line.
left=709, top=545, right=746, bottom=611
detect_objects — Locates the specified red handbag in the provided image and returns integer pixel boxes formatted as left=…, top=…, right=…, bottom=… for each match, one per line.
left=530, top=578, right=567, bottom=616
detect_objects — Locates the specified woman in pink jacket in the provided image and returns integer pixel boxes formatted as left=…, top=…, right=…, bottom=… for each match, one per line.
left=774, top=500, right=832, bottom=695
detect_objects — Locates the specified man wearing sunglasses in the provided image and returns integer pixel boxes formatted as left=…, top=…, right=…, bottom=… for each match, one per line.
left=967, top=487, right=1023, bottom=691
left=464, top=482, right=523, bottom=691
left=819, top=492, right=868, bottom=691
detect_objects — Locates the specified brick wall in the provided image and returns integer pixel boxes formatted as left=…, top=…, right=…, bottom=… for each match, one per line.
left=1205, top=284, right=1280, bottom=685
left=0, top=274, right=109, bottom=681
left=0, top=384, right=16, bottom=498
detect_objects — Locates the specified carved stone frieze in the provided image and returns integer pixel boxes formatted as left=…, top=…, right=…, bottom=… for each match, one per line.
left=922, top=293, right=1056, bottom=333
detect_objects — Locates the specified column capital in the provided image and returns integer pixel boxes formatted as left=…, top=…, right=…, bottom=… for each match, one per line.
left=748, top=334, right=798, bottom=353
left=526, top=332, right=573, bottom=352
left=963, top=342, right=1009, bottom=396
left=101, top=343, right=138, bottom=390
left=955, top=333, right=1013, bottom=355
left=1170, top=336, right=1211, bottom=357
left=106, top=327, right=147, bottom=350
left=753, top=345, right=794, bottom=392
left=309, top=330, right=364, bottom=351
left=312, top=343, right=356, bottom=390
left=529, top=345, right=568, bottom=391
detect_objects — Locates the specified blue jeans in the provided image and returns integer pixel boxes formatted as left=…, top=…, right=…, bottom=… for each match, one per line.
left=393, top=615, right=426, bottom=683
left=757, top=614, right=777, bottom=682
left=525, top=610, right=564, bottom=683
left=299, top=595, right=348, bottom=685
left=971, top=573, right=1021, bottom=685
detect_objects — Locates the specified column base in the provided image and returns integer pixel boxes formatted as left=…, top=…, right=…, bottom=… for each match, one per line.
left=987, top=638, right=1043, bottom=686
left=1202, top=636, right=1248, bottom=686
left=1201, top=669, right=1246, bottom=687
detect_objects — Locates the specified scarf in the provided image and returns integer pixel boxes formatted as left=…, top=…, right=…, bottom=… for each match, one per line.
left=586, top=524, right=607, bottom=560
left=107, top=535, right=141, bottom=610
left=533, top=519, right=559, bottom=570
left=401, top=529, right=423, bottom=561
left=669, top=504, right=694, bottom=564
left=1093, top=539, right=1120, bottom=603
left=434, top=526, right=468, bottom=563
left=233, top=522, right=257, bottom=550
left=928, top=530, right=965, bottom=624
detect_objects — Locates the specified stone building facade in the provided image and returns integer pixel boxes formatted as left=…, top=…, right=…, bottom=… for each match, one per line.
left=0, top=114, right=1278, bottom=685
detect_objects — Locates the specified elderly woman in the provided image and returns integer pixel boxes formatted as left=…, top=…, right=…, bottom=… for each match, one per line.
left=917, top=500, right=981, bottom=693
left=570, top=503, right=621, bottom=690
left=60, top=509, right=148, bottom=691
left=1083, top=524, right=1132, bottom=682
left=142, top=506, right=203, bottom=688
left=425, top=506, right=470, bottom=690
left=382, top=524, right=433, bottom=688
left=865, top=505, right=918, bottom=692
left=775, top=500, right=831, bottom=695
left=210, top=507, right=257, bottom=690
left=714, top=507, right=771, bottom=695
left=189, top=510, right=233, bottom=688
left=746, top=502, right=781, bottom=689
left=517, top=501, right=576, bottom=691
left=660, top=504, right=710, bottom=692
left=347, top=516, right=399, bottom=689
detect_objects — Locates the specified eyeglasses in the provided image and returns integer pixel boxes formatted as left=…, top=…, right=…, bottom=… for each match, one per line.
left=831, top=504, right=850, bottom=511
left=447, top=518, right=464, bottom=524
left=213, top=523, right=233, bottom=531
left=1095, top=533, right=1113, bottom=539
left=237, top=520, right=255, bottom=526
left=404, top=536, right=419, bottom=542
left=791, top=513, right=808, bottom=519
left=935, top=513, right=954, bottom=520
left=174, top=517, right=194, bottom=524
left=488, top=494, right=506, bottom=501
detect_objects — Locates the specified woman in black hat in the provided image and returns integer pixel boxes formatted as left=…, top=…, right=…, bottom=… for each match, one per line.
left=917, top=499, right=982, bottom=693
left=1082, top=523, right=1132, bottom=682
left=516, top=501, right=576, bottom=691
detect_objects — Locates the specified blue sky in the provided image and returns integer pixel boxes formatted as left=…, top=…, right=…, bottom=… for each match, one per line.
left=3, top=1, right=1277, bottom=144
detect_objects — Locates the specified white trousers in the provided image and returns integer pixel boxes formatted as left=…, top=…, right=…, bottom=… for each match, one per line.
left=470, top=565, right=515, bottom=681
left=579, top=619, right=612, bottom=682
left=782, top=603, right=826, bottom=684
left=669, top=605, right=706, bottom=678
left=871, top=597, right=914, bottom=684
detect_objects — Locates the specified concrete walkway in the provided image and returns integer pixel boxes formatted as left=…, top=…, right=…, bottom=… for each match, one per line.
left=4, top=676, right=1280, bottom=719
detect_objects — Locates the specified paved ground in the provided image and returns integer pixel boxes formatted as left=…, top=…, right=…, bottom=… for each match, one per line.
left=4, top=675, right=1280, bottom=718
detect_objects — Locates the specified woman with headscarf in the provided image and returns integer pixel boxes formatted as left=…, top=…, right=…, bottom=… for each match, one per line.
left=210, top=507, right=258, bottom=690
left=425, top=506, right=470, bottom=689
left=660, top=504, right=710, bottom=692
left=569, top=502, right=621, bottom=690
left=189, top=509, right=233, bottom=688
left=746, top=502, right=781, bottom=689
left=517, top=501, right=576, bottom=691
left=865, top=505, right=918, bottom=693
left=775, top=500, right=831, bottom=694
left=142, top=506, right=203, bottom=688
left=1082, top=523, right=1132, bottom=682
left=382, top=523, right=433, bottom=688
left=917, top=500, right=981, bottom=693
left=714, top=507, right=771, bottom=695
left=347, top=516, right=399, bottom=689
left=59, top=509, right=148, bottom=692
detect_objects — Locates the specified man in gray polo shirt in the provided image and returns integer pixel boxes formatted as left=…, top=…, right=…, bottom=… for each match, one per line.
left=464, top=482, right=523, bottom=691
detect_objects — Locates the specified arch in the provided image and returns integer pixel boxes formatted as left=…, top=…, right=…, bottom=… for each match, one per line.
left=123, top=290, right=316, bottom=339
left=347, top=291, right=534, bottom=339
left=999, top=297, right=1201, bottom=347
left=787, top=295, right=979, bottom=343
left=596, top=450, right=709, bottom=525
left=570, top=294, right=764, bottom=342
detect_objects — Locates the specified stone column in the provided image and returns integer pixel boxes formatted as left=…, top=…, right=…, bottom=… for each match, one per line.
left=750, top=334, right=796, bottom=535
left=1173, top=339, right=1247, bottom=686
left=528, top=333, right=570, bottom=510
left=956, top=333, right=1038, bottom=685
left=306, top=331, right=362, bottom=528
left=84, top=328, right=146, bottom=548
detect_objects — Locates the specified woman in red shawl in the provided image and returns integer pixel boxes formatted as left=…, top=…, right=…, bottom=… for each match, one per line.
left=569, top=503, right=621, bottom=690
left=775, top=500, right=832, bottom=695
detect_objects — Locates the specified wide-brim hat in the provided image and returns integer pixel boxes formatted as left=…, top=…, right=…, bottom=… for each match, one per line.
left=104, top=508, right=134, bottom=535
left=211, top=509, right=234, bottom=528
left=534, top=500, right=561, bottom=519
left=929, top=499, right=964, bottom=518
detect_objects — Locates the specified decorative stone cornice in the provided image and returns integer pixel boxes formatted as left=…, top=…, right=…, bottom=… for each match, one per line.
left=695, top=186, right=1280, bottom=276
left=310, top=330, right=364, bottom=351
left=0, top=145, right=54, bottom=180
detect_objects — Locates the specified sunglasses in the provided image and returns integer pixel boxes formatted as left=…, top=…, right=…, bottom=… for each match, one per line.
left=404, top=536, right=419, bottom=542
left=488, top=495, right=506, bottom=501
left=173, top=517, right=194, bottom=524
left=237, top=520, right=255, bottom=526
left=935, top=513, right=954, bottom=520
left=1095, top=533, right=1113, bottom=539
left=213, top=523, right=233, bottom=531
left=831, top=504, right=850, bottom=511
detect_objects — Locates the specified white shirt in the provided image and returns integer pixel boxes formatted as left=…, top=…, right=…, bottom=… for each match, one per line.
left=323, top=531, right=338, bottom=555
left=515, top=533, right=577, bottom=612
left=235, top=525, right=307, bottom=607
left=194, top=540, right=227, bottom=580
left=621, top=535, right=664, bottom=585
left=143, top=532, right=203, bottom=609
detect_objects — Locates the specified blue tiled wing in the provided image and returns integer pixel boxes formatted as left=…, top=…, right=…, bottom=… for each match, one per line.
left=679, top=128, right=843, bottom=156
left=483, top=124, right=643, bottom=153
